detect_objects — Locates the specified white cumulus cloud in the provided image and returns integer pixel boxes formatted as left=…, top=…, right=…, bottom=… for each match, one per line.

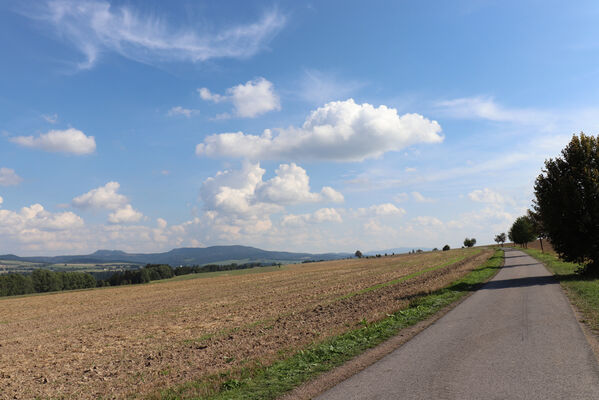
left=28, top=1, right=286, bottom=70
left=72, top=181, right=143, bottom=224
left=281, top=208, right=343, bottom=227
left=0, top=168, right=23, bottom=186
left=200, top=162, right=275, bottom=218
left=199, top=77, right=281, bottom=118
left=468, top=188, right=508, bottom=204
left=412, top=216, right=443, bottom=227
left=0, top=204, right=83, bottom=232
left=156, top=218, right=168, bottom=229
left=255, top=163, right=343, bottom=204
left=201, top=162, right=343, bottom=215
left=356, top=203, right=405, bottom=217
left=199, top=162, right=343, bottom=237
left=196, top=99, right=443, bottom=162
left=72, top=181, right=128, bottom=210
left=108, top=204, right=143, bottom=224
left=198, top=87, right=226, bottom=103
left=11, top=128, right=96, bottom=155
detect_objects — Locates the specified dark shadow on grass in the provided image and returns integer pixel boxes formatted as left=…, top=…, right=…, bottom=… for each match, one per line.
left=554, top=272, right=599, bottom=283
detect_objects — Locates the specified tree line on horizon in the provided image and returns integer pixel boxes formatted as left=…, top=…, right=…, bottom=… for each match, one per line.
left=0, top=261, right=281, bottom=298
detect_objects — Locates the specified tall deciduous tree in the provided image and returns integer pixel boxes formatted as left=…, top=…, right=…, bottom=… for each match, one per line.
left=494, top=232, right=507, bottom=246
left=534, top=133, right=599, bottom=268
left=526, top=209, right=547, bottom=252
left=509, top=216, right=536, bottom=248
left=463, top=238, right=476, bottom=247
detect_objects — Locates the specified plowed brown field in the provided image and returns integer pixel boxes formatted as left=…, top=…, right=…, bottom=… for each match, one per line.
left=0, top=248, right=492, bottom=399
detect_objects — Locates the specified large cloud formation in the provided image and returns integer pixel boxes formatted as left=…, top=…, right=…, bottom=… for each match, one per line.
left=196, top=99, right=443, bottom=162
left=0, top=198, right=187, bottom=254
left=0, top=204, right=82, bottom=231
left=72, top=182, right=143, bottom=224
left=199, top=162, right=343, bottom=237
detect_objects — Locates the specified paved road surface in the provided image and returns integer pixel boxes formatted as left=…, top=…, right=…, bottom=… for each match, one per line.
left=317, top=249, right=599, bottom=399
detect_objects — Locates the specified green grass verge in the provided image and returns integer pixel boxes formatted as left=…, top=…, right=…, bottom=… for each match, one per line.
left=159, top=249, right=503, bottom=400
left=522, top=248, right=599, bottom=333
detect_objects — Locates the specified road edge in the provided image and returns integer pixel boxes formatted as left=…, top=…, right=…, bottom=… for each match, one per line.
left=280, top=250, right=505, bottom=400
left=522, top=249, right=599, bottom=365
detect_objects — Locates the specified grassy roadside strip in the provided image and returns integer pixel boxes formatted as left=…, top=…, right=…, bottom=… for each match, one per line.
left=159, top=249, right=503, bottom=400
left=521, top=248, right=599, bottom=333
left=338, top=250, right=481, bottom=300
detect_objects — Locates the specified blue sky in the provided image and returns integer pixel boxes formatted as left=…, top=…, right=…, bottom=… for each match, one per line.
left=1, top=0, right=598, bottom=255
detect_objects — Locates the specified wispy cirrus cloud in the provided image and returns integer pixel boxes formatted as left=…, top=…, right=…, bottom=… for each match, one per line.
left=434, top=95, right=599, bottom=135
left=42, top=113, right=58, bottom=124
left=25, top=1, right=286, bottom=70
left=435, top=96, right=547, bottom=124
left=167, top=106, right=200, bottom=118
left=411, top=191, right=436, bottom=203
left=297, top=69, right=365, bottom=105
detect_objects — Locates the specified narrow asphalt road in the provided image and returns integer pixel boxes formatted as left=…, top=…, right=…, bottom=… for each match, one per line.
left=317, top=249, right=599, bottom=399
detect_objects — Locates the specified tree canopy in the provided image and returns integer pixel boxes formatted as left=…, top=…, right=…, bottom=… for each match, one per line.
left=463, top=238, right=476, bottom=248
left=509, top=216, right=536, bottom=247
left=494, top=233, right=507, bottom=245
left=534, top=133, right=599, bottom=268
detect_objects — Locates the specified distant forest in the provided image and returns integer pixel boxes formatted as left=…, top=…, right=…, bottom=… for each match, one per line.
left=0, top=262, right=279, bottom=297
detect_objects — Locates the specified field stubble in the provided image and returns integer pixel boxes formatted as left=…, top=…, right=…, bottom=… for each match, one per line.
left=0, top=248, right=491, bottom=399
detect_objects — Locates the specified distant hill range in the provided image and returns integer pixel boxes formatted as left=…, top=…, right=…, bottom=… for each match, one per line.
left=0, top=246, right=351, bottom=266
